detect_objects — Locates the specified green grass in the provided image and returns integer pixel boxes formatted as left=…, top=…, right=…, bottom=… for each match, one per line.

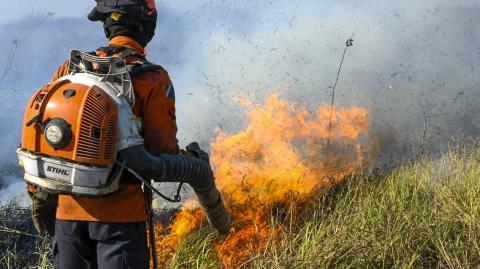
left=167, top=145, right=480, bottom=268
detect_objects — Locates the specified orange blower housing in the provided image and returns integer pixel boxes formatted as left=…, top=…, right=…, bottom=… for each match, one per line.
left=21, top=80, right=118, bottom=166
left=17, top=49, right=143, bottom=196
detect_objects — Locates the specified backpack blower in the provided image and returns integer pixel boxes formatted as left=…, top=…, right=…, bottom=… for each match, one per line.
left=17, top=50, right=231, bottom=236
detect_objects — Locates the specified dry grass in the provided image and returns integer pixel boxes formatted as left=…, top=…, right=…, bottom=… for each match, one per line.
left=0, top=199, right=53, bottom=269
left=167, top=145, right=480, bottom=268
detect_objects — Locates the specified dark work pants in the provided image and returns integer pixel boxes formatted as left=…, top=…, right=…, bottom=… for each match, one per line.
left=54, top=220, right=149, bottom=269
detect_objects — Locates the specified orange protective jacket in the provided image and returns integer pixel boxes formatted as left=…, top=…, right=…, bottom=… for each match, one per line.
left=46, top=36, right=179, bottom=222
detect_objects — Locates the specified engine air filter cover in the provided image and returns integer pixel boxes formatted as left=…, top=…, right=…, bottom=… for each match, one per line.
left=44, top=118, right=72, bottom=149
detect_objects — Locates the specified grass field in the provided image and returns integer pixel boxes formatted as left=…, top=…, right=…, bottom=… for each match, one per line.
left=2, top=145, right=480, bottom=268
left=167, top=145, right=480, bottom=268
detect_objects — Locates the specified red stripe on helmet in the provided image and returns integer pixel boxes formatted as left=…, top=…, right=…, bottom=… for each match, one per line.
left=146, top=0, right=156, bottom=15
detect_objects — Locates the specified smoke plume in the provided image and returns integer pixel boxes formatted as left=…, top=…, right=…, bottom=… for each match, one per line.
left=0, top=0, right=478, bottom=201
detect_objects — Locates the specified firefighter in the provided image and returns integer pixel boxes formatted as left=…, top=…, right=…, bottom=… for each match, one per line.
left=27, top=0, right=186, bottom=268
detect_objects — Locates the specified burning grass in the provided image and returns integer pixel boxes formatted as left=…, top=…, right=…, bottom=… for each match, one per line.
left=155, top=94, right=480, bottom=268
left=155, top=94, right=369, bottom=267
left=162, top=144, right=480, bottom=268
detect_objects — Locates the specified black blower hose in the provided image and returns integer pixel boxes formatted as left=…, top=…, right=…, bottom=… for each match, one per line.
left=119, top=145, right=231, bottom=234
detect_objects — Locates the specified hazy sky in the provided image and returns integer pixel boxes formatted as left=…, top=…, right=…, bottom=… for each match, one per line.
left=0, top=0, right=479, bottom=151
left=0, top=1, right=89, bottom=23
left=0, top=1, right=479, bottom=201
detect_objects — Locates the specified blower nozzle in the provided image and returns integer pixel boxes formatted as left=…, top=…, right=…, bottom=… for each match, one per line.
left=195, top=186, right=230, bottom=234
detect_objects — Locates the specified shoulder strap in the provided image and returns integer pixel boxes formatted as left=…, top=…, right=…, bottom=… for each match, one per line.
left=128, top=61, right=165, bottom=79
left=96, top=46, right=164, bottom=78
left=97, top=46, right=125, bottom=57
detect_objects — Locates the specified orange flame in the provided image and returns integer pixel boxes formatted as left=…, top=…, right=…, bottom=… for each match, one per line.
left=156, top=93, right=369, bottom=267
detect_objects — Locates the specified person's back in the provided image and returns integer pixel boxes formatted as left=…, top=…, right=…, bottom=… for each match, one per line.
left=25, top=1, right=230, bottom=268
left=30, top=1, right=177, bottom=268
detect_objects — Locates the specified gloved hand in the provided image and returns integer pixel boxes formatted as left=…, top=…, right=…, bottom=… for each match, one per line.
left=28, top=186, right=58, bottom=236
left=182, top=142, right=210, bottom=164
